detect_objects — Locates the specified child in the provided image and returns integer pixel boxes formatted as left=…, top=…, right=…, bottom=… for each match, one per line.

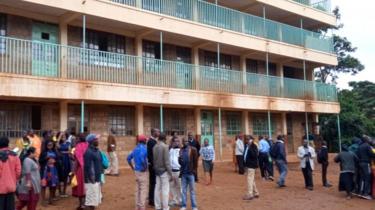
left=57, top=132, right=72, bottom=197
left=42, top=146, right=59, bottom=205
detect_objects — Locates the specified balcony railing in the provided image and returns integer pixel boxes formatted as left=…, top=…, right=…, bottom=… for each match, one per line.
left=0, top=36, right=338, bottom=102
left=111, top=0, right=333, bottom=54
left=292, top=0, right=331, bottom=13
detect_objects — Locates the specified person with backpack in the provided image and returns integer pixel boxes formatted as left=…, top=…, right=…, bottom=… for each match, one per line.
left=270, top=135, right=288, bottom=188
left=317, top=141, right=332, bottom=188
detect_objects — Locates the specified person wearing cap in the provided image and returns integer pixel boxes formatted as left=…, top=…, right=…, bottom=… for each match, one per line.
left=83, top=134, right=103, bottom=210
left=127, top=134, right=148, bottom=210
left=297, top=139, right=316, bottom=191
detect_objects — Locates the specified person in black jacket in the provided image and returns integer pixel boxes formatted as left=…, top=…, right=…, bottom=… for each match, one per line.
left=271, top=135, right=288, bottom=188
left=242, top=136, right=259, bottom=200
left=357, top=135, right=375, bottom=200
left=83, top=134, right=103, bottom=210
left=318, top=141, right=332, bottom=188
left=188, top=132, right=201, bottom=182
left=146, top=128, right=160, bottom=207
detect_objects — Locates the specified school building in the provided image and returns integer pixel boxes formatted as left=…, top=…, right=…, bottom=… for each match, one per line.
left=0, top=0, right=340, bottom=159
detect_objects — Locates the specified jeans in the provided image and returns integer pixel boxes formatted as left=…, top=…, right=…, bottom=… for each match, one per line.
left=154, top=172, right=170, bottom=210
left=181, top=174, right=197, bottom=208
left=275, top=159, right=288, bottom=186
left=246, top=168, right=259, bottom=197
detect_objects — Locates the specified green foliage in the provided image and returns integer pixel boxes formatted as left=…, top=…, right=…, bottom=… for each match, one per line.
left=320, top=81, right=375, bottom=152
left=315, top=7, right=365, bottom=83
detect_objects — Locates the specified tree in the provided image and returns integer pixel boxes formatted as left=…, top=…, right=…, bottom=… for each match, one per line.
left=315, top=7, right=364, bottom=84
left=320, top=81, right=375, bottom=152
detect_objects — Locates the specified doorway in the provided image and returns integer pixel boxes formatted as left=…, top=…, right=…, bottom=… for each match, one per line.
left=201, top=110, right=214, bottom=146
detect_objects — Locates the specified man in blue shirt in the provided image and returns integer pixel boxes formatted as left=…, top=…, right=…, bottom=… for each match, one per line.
left=127, top=135, right=148, bottom=210
left=258, top=136, right=273, bottom=181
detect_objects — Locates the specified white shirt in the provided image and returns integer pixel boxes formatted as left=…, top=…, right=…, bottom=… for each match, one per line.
left=235, top=139, right=244, bottom=155
left=169, top=148, right=181, bottom=170
left=297, top=146, right=316, bottom=170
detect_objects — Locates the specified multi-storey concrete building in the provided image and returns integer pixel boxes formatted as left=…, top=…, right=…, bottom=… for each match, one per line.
left=0, top=0, right=339, bottom=159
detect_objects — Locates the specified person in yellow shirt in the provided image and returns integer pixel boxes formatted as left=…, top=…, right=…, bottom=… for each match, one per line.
left=27, top=130, right=41, bottom=160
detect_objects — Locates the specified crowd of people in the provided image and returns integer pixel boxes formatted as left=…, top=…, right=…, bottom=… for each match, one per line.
left=1, top=127, right=375, bottom=210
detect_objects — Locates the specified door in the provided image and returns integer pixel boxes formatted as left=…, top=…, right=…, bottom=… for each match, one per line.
left=201, top=111, right=214, bottom=146
left=32, top=22, right=59, bottom=77
left=176, top=62, right=192, bottom=89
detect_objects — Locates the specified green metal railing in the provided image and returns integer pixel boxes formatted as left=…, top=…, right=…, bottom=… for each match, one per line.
left=0, top=36, right=337, bottom=102
left=111, top=0, right=333, bottom=53
left=293, top=0, right=331, bottom=12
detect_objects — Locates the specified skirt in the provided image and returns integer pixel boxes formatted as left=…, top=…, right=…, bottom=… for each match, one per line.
left=339, top=172, right=354, bottom=192
left=202, top=160, right=214, bottom=172
left=85, top=182, right=102, bottom=207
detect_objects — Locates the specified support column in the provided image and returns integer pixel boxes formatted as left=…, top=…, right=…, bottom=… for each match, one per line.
left=242, top=110, right=249, bottom=135
left=59, top=101, right=68, bottom=131
left=59, top=23, right=68, bottom=78
left=192, top=47, right=200, bottom=90
left=313, top=114, right=319, bottom=135
left=80, top=101, right=85, bottom=133
left=337, top=114, right=342, bottom=152
left=276, top=63, right=284, bottom=97
left=267, top=111, right=272, bottom=139
left=160, top=104, right=164, bottom=132
left=194, top=107, right=201, bottom=140
left=135, top=37, right=143, bottom=85
left=240, top=55, right=247, bottom=94
left=281, top=112, right=288, bottom=153
left=218, top=107, right=223, bottom=161
left=136, top=104, right=144, bottom=135
left=305, top=112, right=309, bottom=141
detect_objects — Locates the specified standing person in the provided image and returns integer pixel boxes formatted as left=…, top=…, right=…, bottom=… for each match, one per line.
left=40, top=140, right=59, bottom=205
left=72, top=134, right=89, bottom=210
left=153, top=133, right=172, bottom=210
left=169, top=137, right=181, bottom=207
left=179, top=138, right=199, bottom=210
left=349, top=137, right=362, bottom=194
left=187, top=132, right=200, bottom=182
left=334, top=144, right=358, bottom=200
left=14, top=132, right=31, bottom=158
left=317, top=141, right=332, bottom=187
left=258, top=136, right=272, bottom=180
left=357, top=135, right=375, bottom=200
left=27, top=130, right=42, bottom=160
left=242, top=135, right=259, bottom=200
left=235, top=135, right=245, bottom=175
left=200, top=138, right=215, bottom=185
left=0, top=136, right=21, bottom=210
left=147, top=128, right=160, bottom=207
left=57, top=132, right=72, bottom=197
left=370, top=139, right=375, bottom=198
left=83, top=134, right=103, bottom=210
left=127, top=135, right=148, bottom=210
left=106, top=128, right=119, bottom=176
left=270, top=135, right=288, bottom=188
left=297, top=139, right=316, bottom=191
left=16, top=147, right=41, bottom=210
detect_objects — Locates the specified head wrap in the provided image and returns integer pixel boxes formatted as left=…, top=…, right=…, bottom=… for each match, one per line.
left=86, top=134, right=99, bottom=143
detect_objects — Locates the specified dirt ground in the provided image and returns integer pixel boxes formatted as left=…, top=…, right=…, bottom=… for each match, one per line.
left=38, top=161, right=375, bottom=210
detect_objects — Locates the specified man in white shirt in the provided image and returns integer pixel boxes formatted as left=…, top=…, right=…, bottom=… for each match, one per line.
left=169, top=136, right=181, bottom=207
left=235, top=135, right=245, bottom=174
left=297, top=139, right=316, bottom=191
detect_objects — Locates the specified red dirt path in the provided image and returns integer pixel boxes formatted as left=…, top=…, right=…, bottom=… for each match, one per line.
left=39, top=161, right=375, bottom=210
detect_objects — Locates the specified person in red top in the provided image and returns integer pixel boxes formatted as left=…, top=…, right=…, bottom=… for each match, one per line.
left=0, top=136, right=22, bottom=210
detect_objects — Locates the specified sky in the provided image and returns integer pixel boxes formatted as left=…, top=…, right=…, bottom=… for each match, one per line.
left=331, top=0, right=375, bottom=89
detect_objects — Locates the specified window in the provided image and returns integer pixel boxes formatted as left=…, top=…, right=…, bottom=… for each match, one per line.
left=164, top=109, right=186, bottom=136
left=203, top=51, right=232, bottom=69
left=108, top=106, right=135, bottom=136
left=246, top=59, right=258, bottom=74
left=0, top=103, right=32, bottom=138
left=176, top=46, right=191, bottom=63
left=142, top=40, right=160, bottom=59
left=252, top=113, right=275, bottom=136
left=226, top=112, right=241, bottom=135
left=81, top=29, right=126, bottom=68
left=0, top=14, right=6, bottom=54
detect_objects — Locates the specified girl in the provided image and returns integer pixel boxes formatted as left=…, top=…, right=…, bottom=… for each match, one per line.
left=57, top=132, right=72, bottom=197
left=17, top=147, right=41, bottom=210
left=40, top=140, right=59, bottom=205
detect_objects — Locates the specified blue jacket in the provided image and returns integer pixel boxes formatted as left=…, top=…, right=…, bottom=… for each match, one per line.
left=272, top=140, right=287, bottom=162
left=127, top=143, right=148, bottom=172
left=84, top=145, right=103, bottom=183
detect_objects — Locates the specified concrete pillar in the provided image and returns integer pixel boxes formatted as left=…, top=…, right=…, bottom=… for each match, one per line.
left=240, top=55, right=247, bottom=94
left=281, top=112, right=288, bottom=153
left=59, top=23, right=68, bottom=78
left=136, top=104, right=144, bottom=135
left=313, top=113, right=319, bottom=135
left=194, top=107, right=201, bottom=136
left=242, top=110, right=249, bottom=135
left=276, top=63, right=284, bottom=97
left=192, top=47, right=200, bottom=90
left=135, top=37, right=143, bottom=85
left=248, top=113, right=254, bottom=135
left=59, top=101, right=68, bottom=131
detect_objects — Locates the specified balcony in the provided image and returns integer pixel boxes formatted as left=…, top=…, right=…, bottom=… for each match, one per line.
left=0, top=36, right=338, bottom=102
left=110, top=0, right=333, bottom=54
left=292, top=0, right=331, bottom=13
